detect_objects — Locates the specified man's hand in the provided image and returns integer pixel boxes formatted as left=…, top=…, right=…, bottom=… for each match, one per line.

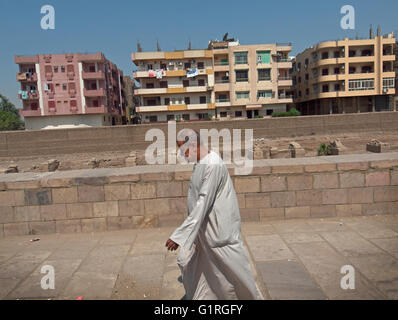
left=165, top=238, right=179, bottom=251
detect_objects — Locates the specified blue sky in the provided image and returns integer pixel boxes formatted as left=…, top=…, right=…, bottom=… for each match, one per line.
left=1, top=0, right=397, bottom=108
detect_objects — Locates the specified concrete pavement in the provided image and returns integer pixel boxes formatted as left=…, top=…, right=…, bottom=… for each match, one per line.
left=1, top=214, right=398, bottom=300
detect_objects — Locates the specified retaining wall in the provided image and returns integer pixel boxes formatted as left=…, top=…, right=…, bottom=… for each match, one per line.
left=1, top=112, right=398, bottom=157
left=0, top=152, right=397, bottom=237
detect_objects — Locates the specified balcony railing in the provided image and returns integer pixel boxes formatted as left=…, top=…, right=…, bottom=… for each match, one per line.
left=18, top=91, right=39, bottom=100
left=276, top=58, right=292, bottom=62
left=16, top=72, right=37, bottom=82
left=215, top=79, right=229, bottom=83
left=214, top=61, right=229, bottom=66
left=278, top=76, right=292, bottom=80
left=236, top=78, right=248, bottom=82
left=278, top=93, right=293, bottom=99
left=84, top=88, right=106, bottom=97
left=215, top=98, right=230, bottom=103
left=258, top=77, right=271, bottom=81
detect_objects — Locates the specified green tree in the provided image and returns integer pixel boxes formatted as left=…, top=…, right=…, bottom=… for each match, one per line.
left=0, top=94, right=24, bottom=131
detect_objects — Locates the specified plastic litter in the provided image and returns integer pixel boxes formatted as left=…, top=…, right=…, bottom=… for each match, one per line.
left=76, top=296, right=82, bottom=300
left=30, top=238, right=40, bottom=242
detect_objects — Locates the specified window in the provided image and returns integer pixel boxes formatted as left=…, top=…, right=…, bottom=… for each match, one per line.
left=48, top=101, right=56, bottom=109
left=160, top=81, right=168, bottom=88
left=257, top=90, right=272, bottom=99
left=321, top=52, right=329, bottom=59
left=266, top=109, right=273, bottom=116
left=334, top=84, right=341, bottom=92
left=164, top=98, right=170, bottom=105
left=184, top=97, right=190, bottom=104
left=258, top=69, right=271, bottom=81
left=257, top=51, right=271, bottom=64
left=146, top=83, right=154, bottom=88
left=305, top=73, right=309, bottom=81
left=383, top=77, right=395, bottom=89
left=322, top=84, right=329, bottom=92
left=334, top=51, right=340, bottom=58
left=349, top=67, right=356, bottom=74
left=93, top=100, right=98, bottom=107
left=200, top=96, right=206, bottom=104
left=61, top=66, right=65, bottom=73
left=184, top=62, right=191, bottom=69
left=236, top=91, right=249, bottom=99
left=197, top=62, right=204, bottom=69
left=305, top=88, right=309, bottom=96
left=334, top=68, right=340, bottom=74
left=89, top=65, right=96, bottom=72
left=234, top=52, right=248, bottom=64
left=53, top=66, right=58, bottom=73
left=322, top=68, right=329, bottom=76
left=235, top=70, right=248, bottom=82
left=167, top=114, right=174, bottom=121
left=349, top=50, right=356, bottom=57
left=161, top=63, right=167, bottom=70
left=67, top=65, right=74, bottom=73
left=235, top=111, right=242, bottom=117
left=220, top=112, right=227, bottom=117
left=183, top=80, right=189, bottom=87
left=62, top=84, right=67, bottom=90
left=149, top=116, right=158, bottom=122
left=198, top=113, right=208, bottom=119
left=304, top=58, right=309, bottom=68
left=182, top=114, right=190, bottom=121
left=198, top=79, right=205, bottom=86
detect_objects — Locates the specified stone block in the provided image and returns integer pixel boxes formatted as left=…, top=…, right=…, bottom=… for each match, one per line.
left=362, top=202, right=397, bottom=215
left=144, top=198, right=170, bottom=216
left=296, top=190, right=322, bottom=206
left=14, top=206, right=41, bottom=222
left=271, top=191, right=296, bottom=208
left=0, top=206, right=15, bottom=224
left=106, top=216, right=134, bottom=230
left=245, top=193, right=271, bottom=208
left=261, top=176, right=286, bottom=192
left=130, top=183, right=156, bottom=199
left=259, top=208, right=284, bottom=220
left=239, top=208, right=260, bottom=221
left=322, top=189, right=348, bottom=205
left=40, top=204, right=67, bottom=221
left=287, top=175, right=312, bottom=190
left=285, top=206, right=310, bottom=219
left=157, top=214, right=184, bottom=227
left=77, top=186, right=105, bottom=202
left=340, top=172, right=365, bottom=188
left=234, top=177, right=260, bottom=193
left=0, top=190, right=25, bottom=206
left=24, top=189, right=52, bottom=206
left=73, top=176, right=108, bottom=186
left=392, top=170, right=398, bottom=185
left=56, top=220, right=82, bottom=233
left=52, top=187, right=78, bottom=204
left=337, top=162, right=369, bottom=171
left=373, top=186, right=398, bottom=202
left=81, top=218, right=107, bottom=233
left=313, top=173, right=339, bottom=189
left=347, top=188, right=373, bottom=204
left=140, top=172, right=173, bottom=182
left=29, top=221, right=56, bottom=234
left=104, top=185, right=130, bottom=201
left=93, top=201, right=119, bottom=217
left=304, top=163, right=336, bottom=172
left=272, top=165, right=304, bottom=174
left=310, top=205, right=336, bottom=218
left=66, top=203, right=93, bottom=219
left=5, top=180, right=40, bottom=190
left=108, top=174, right=140, bottom=184
left=4, top=222, right=30, bottom=236
left=118, top=200, right=144, bottom=216
left=169, top=198, right=187, bottom=215
left=174, top=171, right=192, bottom=181
left=365, top=171, right=390, bottom=186
left=156, top=181, right=182, bottom=198
left=336, top=204, right=362, bottom=217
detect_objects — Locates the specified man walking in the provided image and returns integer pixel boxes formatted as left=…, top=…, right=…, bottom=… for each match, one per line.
left=165, top=129, right=263, bottom=300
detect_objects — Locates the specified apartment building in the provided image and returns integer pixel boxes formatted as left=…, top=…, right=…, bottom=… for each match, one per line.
left=15, top=52, right=125, bottom=130
left=292, top=29, right=396, bottom=115
left=132, top=37, right=293, bottom=123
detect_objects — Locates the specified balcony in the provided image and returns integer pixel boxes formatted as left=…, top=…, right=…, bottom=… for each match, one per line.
left=214, top=60, right=229, bottom=72
left=14, top=55, right=39, bottom=64
left=19, top=108, right=41, bottom=117
left=85, top=106, right=107, bottom=114
left=82, top=71, right=105, bottom=80
left=214, top=80, right=230, bottom=91
left=18, top=91, right=39, bottom=100
left=215, top=98, right=231, bottom=107
left=16, top=72, right=37, bottom=82
left=278, top=76, right=293, bottom=87
left=84, top=88, right=106, bottom=97
left=278, top=93, right=293, bottom=103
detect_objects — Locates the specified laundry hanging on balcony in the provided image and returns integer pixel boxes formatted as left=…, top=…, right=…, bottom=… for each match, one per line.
left=186, top=67, right=198, bottom=78
left=155, top=69, right=164, bottom=79
left=148, top=70, right=156, bottom=78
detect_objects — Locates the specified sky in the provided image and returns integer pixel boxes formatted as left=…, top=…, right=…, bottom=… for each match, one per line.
left=1, top=0, right=397, bottom=108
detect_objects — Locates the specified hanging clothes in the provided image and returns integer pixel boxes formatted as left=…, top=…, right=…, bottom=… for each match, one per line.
left=155, top=69, right=163, bottom=79
left=186, top=68, right=198, bottom=78
left=148, top=70, right=156, bottom=78
left=170, top=151, right=263, bottom=300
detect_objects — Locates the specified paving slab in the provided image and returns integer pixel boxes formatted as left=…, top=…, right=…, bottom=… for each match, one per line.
left=245, top=234, right=295, bottom=262
left=257, top=260, right=326, bottom=300
left=369, top=237, right=398, bottom=258
left=345, top=221, right=398, bottom=239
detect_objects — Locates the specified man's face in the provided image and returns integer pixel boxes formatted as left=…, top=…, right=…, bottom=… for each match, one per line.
left=177, top=140, right=198, bottom=162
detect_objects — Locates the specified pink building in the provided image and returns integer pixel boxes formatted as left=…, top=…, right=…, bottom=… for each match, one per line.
left=15, top=52, right=125, bottom=129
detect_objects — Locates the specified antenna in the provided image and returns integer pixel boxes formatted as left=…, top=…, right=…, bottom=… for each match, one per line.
left=137, top=41, right=142, bottom=52
left=157, top=40, right=161, bottom=52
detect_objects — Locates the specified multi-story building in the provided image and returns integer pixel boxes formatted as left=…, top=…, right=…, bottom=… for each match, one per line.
left=292, top=29, right=396, bottom=115
left=15, top=52, right=125, bottom=130
left=132, top=37, right=293, bottom=123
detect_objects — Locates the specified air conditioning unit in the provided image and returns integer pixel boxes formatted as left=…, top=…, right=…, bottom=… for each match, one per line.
left=226, top=72, right=229, bottom=76
left=192, top=60, right=196, bottom=63
left=168, top=62, right=174, bottom=66
left=178, top=61, right=183, bottom=65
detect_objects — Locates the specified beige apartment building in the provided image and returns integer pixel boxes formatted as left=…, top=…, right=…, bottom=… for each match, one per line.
left=292, top=29, right=396, bottom=115
left=132, top=37, right=293, bottom=123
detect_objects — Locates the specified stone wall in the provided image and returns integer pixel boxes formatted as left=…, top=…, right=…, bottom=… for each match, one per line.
left=0, top=152, right=397, bottom=237
left=1, top=111, right=398, bottom=157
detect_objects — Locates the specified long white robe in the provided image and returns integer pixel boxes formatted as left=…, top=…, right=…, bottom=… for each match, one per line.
left=170, top=151, right=263, bottom=300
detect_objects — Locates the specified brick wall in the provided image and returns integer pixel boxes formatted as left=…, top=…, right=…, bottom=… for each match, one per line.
left=0, top=152, right=397, bottom=237
left=1, top=111, right=398, bottom=157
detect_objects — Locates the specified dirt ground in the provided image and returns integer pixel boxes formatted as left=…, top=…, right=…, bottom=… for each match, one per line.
left=1, top=130, right=398, bottom=173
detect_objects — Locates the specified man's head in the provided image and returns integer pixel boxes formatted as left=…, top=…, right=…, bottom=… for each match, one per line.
left=176, top=128, right=206, bottom=162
